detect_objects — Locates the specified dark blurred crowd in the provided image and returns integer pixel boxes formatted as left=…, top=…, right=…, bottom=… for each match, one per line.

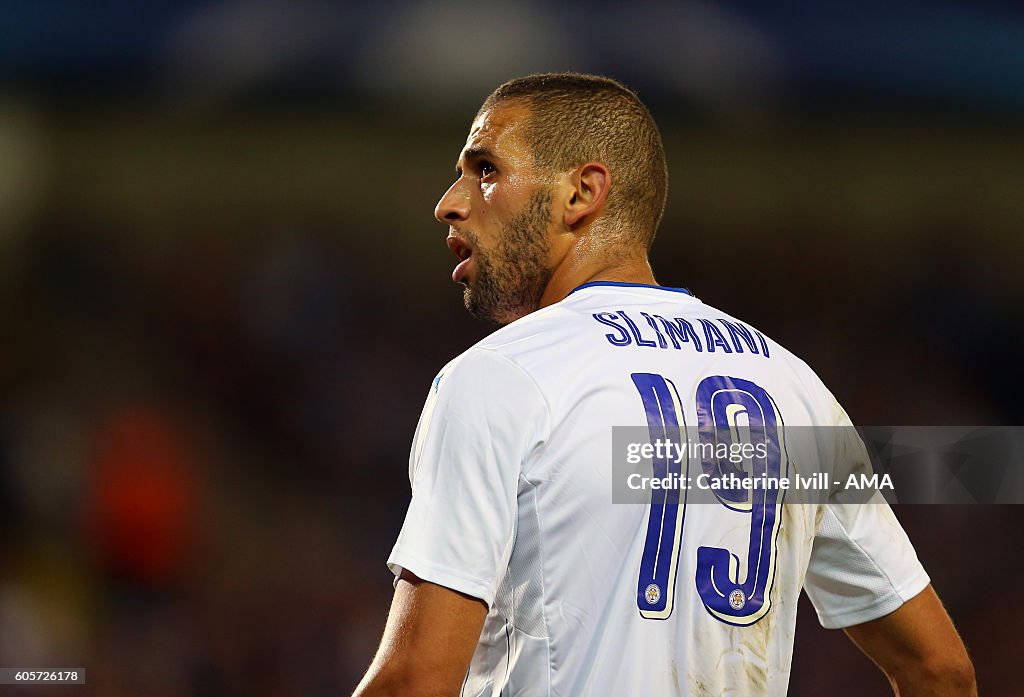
left=0, top=211, right=477, bottom=694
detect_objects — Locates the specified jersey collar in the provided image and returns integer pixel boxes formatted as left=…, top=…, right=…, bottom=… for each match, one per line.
left=567, top=281, right=693, bottom=296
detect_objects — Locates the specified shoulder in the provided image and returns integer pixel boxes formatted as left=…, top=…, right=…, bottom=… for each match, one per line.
left=443, top=302, right=579, bottom=373
left=476, top=302, right=577, bottom=351
left=430, top=338, right=551, bottom=417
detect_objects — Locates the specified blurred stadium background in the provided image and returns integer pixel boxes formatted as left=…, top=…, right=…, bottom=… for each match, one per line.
left=0, top=1, right=1021, bottom=694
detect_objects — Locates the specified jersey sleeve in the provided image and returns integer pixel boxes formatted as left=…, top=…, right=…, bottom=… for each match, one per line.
left=387, top=347, right=549, bottom=607
left=803, top=407, right=930, bottom=629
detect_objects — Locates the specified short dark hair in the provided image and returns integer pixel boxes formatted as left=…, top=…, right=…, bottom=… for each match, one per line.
left=481, top=73, right=668, bottom=247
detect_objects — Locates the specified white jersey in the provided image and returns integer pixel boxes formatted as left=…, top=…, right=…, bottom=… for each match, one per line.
left=388, top=282, right=929, bottom=696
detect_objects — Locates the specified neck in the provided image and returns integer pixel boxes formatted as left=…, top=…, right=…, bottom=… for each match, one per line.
left=538, top=247, right=656, bottom=310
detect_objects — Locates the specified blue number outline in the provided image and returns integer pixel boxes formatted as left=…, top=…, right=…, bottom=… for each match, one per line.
left=631, top=373, right=787, bottom=626
left=632, top=373, right=689, bottom=620
left=694, top=375, right=787, bottom=626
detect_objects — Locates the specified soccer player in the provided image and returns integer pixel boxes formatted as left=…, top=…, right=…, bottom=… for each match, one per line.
left=352, top=74, right=976, bottom=696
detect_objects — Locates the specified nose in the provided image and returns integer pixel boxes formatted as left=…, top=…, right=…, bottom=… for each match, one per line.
left=434, top=178, right=470, bottom=225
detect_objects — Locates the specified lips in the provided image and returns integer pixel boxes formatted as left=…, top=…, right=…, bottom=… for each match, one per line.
left=447, top=234, right=473, bottom=284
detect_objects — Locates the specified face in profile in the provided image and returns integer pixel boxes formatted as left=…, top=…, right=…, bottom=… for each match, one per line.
left=435, top=103, right=558, bottom=325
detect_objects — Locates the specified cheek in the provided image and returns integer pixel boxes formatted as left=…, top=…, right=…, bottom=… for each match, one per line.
left=482, top=175, right=527, bottom=207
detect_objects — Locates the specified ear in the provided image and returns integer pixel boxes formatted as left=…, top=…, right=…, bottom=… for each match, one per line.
left=563, top=162, right=611, bottom=228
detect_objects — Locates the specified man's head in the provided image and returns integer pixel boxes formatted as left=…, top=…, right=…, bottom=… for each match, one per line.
left=435, top=73, right=667, bottom=325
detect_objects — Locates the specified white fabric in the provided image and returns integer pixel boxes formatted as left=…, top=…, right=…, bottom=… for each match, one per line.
left=388, top=283, right=929, bottom=697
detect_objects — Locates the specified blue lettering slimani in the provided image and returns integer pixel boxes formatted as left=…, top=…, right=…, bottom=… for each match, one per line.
left=592, top=312, right=632, bottom=346
left=618, top=311, right=657, bottom=347
left=592, top=313, right=769, bottom=358
left=653, top=315, right=702, bottom=351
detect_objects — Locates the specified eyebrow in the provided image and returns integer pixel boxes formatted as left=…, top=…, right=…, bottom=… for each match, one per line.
left=455, top=146, right=496, bottom=175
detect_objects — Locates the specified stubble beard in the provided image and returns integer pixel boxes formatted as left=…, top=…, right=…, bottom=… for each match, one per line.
left=462, top=188, right=554, bottom=325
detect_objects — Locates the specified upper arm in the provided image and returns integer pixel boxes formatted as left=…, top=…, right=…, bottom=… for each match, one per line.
left=357, top=350, right=547, bottom=696
left=844, top=585, right=976, bottom=696
left=803, top=498, right=931, bottom=628
left=804, top=414, right=930, bottom=629
left=352, top=570, right=488, bottom=697
left=388, top=348, right=548, bottom=606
